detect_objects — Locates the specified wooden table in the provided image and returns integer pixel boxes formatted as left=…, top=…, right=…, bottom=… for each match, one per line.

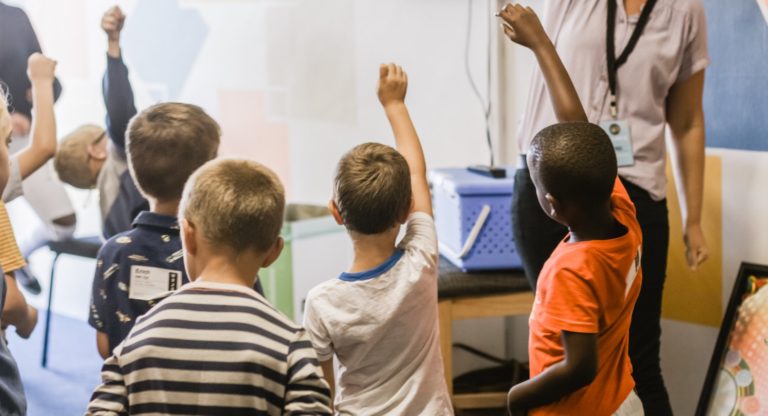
left=437, top=258, right=533, bottom=410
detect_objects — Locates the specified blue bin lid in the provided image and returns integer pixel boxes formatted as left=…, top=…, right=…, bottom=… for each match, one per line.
left=428, top=167, right=515, bottom=196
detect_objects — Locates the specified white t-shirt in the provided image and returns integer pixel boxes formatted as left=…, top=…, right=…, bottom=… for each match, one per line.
left=303, top=213, right=452, bottom=415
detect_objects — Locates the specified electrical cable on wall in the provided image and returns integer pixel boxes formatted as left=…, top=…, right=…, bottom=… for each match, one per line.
left=465, top=0, right=505, bottom=178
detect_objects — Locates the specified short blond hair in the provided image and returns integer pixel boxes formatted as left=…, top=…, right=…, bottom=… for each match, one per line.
left=334, top=142, right=411, bottom=234
left=54, top=124, right=105, bottom=189
left=181, top=159, right=285, bottom=253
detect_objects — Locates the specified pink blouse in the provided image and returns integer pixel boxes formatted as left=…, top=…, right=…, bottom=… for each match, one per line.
left=517, top=0, right=710, bottom=200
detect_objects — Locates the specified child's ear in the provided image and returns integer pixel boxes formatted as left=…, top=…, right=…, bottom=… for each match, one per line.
left=87, top=142, right=107, bottom=161
left=545, top=193, right=561, bottom=219
left=262, top=236, right=285, bottom=268
left=328, top=200, right=344, bottom=225
left=180, top=218, right=198, bottom=257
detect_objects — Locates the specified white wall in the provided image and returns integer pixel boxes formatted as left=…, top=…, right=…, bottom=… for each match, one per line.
left=7, top=0, right=526, bottom=376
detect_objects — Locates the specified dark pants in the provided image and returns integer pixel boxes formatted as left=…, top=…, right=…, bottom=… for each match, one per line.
left=511, top=167, right=674, bottom=416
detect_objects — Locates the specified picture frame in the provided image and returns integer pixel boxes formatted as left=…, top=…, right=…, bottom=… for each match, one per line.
left=696, top=262, right=768, bottom=415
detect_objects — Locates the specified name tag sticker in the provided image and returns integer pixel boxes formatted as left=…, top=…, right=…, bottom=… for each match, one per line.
left=599, top=119, right=635, bottom=167
left=129, top=265, right=180, bottom=301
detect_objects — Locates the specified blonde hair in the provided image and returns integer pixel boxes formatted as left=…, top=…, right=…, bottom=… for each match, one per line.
left=127, top=103, right=220, bottom=201
left=334, top=142, right=411, bottom=234
left=54, top=124, right=105, bottom=189
left=181, top=158, right=285, bottom=253
left=0, top=85, right=9, bottom=128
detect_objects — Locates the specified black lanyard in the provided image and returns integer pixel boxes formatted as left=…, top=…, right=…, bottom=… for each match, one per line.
left=606, top=0, right=657, bottom=118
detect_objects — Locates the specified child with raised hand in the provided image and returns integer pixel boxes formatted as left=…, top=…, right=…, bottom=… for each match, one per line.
left=3, top=51, right=58, bottom=201
left=302, top=64, right=452, bottom=415
left=1, top=52, right=59, bottom=339
left=0, top=72, right=32, bottom=416
left=53, top=5, right=148, bottom=240
left=2, top=50, right=65, bottom=296
left=87, top=159, right=331, bottom=415
left=498, top=4, right=644, bottom=415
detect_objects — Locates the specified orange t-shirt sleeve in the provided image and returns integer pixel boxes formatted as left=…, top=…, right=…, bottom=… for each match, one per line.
left=539, top=268, right=600, bottom=334
left=0, top=201, right=26, bottom=273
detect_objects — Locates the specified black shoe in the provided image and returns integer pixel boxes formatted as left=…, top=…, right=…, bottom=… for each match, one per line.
left=15, top=264, right=42, bottom=295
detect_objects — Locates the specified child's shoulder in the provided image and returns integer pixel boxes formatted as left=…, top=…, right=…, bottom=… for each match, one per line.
left=306, top=278, right=345, bottom=303
left=99, top=229, right=138, bottom=258
left=175, top=283, right=304, bottom=332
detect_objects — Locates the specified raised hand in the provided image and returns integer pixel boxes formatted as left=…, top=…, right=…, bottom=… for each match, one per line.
left=102, top=6, right=126, bottom=42
left=377, top=63, right=408, bottom=108
left=497, top=3, right=547, bottom=50
left=27, top=53, right=57, bottom=84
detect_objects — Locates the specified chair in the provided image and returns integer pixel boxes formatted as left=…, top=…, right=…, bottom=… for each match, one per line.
left=437, top=258, right=534, bottom=410
left=42, top=236, right=102, bottom=368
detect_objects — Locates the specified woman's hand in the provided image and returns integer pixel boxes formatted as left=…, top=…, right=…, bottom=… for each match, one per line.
left=684, top=222, right=708, bottom=271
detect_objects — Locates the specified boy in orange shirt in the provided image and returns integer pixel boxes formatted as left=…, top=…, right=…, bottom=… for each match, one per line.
left=499, top=4, right=643, bottom=415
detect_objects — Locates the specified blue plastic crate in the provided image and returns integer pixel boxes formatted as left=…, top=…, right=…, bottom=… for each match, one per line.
left=428, top=167, right=521, bottom=271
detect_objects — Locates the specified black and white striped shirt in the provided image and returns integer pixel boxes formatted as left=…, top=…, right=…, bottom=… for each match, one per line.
left=86, top=281, right=331, bottom=415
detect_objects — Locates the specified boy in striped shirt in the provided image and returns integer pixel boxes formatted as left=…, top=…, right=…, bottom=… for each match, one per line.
left=86, top=159, right=332, bottom=415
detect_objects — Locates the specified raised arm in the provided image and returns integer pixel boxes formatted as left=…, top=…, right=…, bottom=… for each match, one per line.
left=14, top=53, right=57, bottom=180
left=377, top=64, right=432, bottom=215
left=498, top=4, right=586, bottom=123
left=101, top=6, right=136, bottom=156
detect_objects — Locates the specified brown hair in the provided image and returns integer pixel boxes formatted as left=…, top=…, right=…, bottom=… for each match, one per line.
left=54, top=124, right=105, bottom=189
left=180, top=158, right=285, bottom=253
left=126, top=103, right=220, bottom=201
left=334, top=142, right=411, bottom=234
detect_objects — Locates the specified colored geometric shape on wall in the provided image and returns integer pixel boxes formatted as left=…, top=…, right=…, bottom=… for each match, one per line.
left=122, top=0, right=207, bottom=101
left=218, top=90, right=292, bottom=198
left=702, top=0, right=768, bottom=151
left=662, top=155, right=722, bottom=327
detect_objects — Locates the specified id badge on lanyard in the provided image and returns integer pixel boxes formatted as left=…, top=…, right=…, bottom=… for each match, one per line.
left=602, top=0, right=657, bottom=167
left=600, top=118, right=634, bottom=167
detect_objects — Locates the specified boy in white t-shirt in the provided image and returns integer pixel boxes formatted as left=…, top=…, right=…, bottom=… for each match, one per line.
left=302, top=64, right=452, bottom=415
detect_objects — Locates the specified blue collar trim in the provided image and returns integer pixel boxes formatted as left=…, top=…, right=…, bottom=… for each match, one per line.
left=339, top=249, right=405, bottom=282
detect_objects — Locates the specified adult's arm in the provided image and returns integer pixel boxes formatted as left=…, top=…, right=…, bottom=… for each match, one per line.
left=666, top=70, right=708, bottom=270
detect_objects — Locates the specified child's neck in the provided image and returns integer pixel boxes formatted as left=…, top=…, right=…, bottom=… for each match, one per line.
left=567, top=202, right=625, bottom=243
left=349, top=228, right=400, bottom=273
left=150, top=199, right=180, bottom=217
left=194, top=252, right=262, bottom=289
